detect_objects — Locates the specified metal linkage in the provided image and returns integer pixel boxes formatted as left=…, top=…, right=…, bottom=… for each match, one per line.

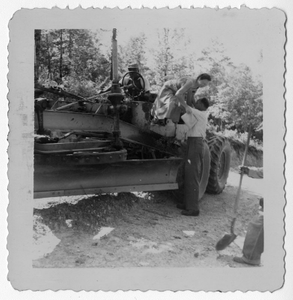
left=34, top=148, right=127, bottom=166
left=107, top=28, right=124, bottom=150
left=35, top=140, right=112, bottom=153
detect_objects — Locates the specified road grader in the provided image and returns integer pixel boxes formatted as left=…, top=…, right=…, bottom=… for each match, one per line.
left=34, top=29, right=231, bottom=200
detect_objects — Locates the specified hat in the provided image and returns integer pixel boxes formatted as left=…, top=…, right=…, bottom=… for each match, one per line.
left=128, top=63, right=139, bottom=70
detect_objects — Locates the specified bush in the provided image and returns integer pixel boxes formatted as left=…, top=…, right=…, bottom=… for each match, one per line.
left=221, top=129, right=263, bottom=151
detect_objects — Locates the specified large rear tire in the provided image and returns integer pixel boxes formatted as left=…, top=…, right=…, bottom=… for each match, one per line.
left=206, top=136, right=231, bottom=194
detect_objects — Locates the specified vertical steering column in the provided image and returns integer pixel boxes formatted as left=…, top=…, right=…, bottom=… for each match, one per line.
left=108, top=28, right=124, bottom=149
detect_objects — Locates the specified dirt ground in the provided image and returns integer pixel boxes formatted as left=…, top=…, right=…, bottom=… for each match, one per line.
left=32, top=170, right=264, bottom=268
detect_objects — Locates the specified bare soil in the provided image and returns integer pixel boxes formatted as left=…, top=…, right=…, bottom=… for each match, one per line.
left=32, top=170, right=263, bottom=268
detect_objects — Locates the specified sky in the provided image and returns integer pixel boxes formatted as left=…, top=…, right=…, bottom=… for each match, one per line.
left=96, top=8, right=271, bottom=77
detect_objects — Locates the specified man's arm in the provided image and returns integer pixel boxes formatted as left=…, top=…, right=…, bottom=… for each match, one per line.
left=240, top=166, right=263, bottom=179
left=141, top=76, right=151, bottom=92
left=175, top=79, right=194, bottom=113
left=175, top=78, right=194, bottom=97
left=120, top=76, right=132, bottom=87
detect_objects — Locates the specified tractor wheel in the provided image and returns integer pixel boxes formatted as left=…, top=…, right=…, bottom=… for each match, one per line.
left=206, top=136, right=231, bottom=194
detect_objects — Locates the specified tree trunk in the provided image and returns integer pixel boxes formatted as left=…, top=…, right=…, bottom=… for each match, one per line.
left=46, top=34, right=51, bottom=79
left=68, top=30, right=72, bottom=59
left=59, top=29, right=63, bottom=80
left=34, top=30, right=41, bottom=85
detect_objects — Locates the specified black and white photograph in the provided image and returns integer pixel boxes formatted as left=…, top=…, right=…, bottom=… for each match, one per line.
left=33, top=24, right=264, bottom=268
left=5, top=4, right=288, bottom=294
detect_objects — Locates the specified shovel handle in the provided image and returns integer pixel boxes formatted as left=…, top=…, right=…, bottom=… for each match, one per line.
left=233, top=125, right=252, bottom=217
left=230, top=217, right=236, bottom=234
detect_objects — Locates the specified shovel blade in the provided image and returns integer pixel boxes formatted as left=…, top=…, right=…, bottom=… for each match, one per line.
left=216, top=233, right=237, bottom=251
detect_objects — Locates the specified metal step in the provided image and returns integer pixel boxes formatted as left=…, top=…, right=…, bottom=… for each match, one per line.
left=34, top=149, right=128, bottom=166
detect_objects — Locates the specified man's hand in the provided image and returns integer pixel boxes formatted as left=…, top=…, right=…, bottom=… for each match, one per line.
left=185, top=106, right=192, bottom=114
left=173, top=96, right=179, bottom=105
left=239, top=165, right=249, bottom=175
left=174, top=95, right=191, bottom=113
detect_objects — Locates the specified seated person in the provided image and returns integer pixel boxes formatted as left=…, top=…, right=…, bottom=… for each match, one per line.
left=120, top=63, right=151, bottom=100
left=98, top=63, right=151, bottom=101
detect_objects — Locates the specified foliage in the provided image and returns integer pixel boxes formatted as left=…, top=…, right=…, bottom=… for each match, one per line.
left=118, top=33, right=148, bottom=74
left=195, top=39, right=235, bottom=98
left=151, top=28, right=194, bottom=87
left=218, top=65, right=263, bottom=131
left=221, top=129, right=262, bottom=150
left=35, top=29, right=110, bottom=95
left=195, top=39, right=263, bottom=137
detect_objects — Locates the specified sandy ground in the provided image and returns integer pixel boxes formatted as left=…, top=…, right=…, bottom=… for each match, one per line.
left=32, top=170, right=263, bottom=268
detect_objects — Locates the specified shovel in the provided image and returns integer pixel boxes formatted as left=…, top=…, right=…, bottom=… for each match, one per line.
left=215, top=125, right=252, bottom=251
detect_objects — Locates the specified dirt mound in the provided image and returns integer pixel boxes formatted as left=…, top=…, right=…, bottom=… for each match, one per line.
left=229, top=138, right=263, bottom=169
left=34, top=192, right=142, bottom=233
left=33, top=184, right=262, bottom=268
left=205, top=132, right=263, bottom=170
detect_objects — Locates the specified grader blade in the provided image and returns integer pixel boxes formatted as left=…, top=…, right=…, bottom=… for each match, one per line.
left=34, top=158, right=182, bottom=199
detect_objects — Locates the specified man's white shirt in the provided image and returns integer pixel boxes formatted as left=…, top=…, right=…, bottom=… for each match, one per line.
left=182, top=107, right=208, bottom=138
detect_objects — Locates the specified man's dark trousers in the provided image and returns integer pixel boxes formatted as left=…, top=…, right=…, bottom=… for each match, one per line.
left=242, top=215, right=264, bottom=264
left=184, top=137, right=204, bottom=211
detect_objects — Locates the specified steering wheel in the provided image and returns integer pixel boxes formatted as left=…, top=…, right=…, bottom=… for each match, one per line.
left=121, top=71, right=145, bottom=98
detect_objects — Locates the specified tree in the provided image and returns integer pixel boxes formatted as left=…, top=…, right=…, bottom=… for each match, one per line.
left=34, top=30, right=42, bottom=85
left=152, top=28, right=193, bottom=86
left=194, top=39, right=262, bottom=138
left=194, top=38, right=236, bottom=102
left=214, top=64, right=263, bottom=135
left=118, top=33, right=148, bottom=75
left=35, top=29, right=110, bottom=95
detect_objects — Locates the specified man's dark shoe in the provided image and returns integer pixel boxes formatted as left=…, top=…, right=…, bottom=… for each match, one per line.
left=233, top=256, right=260, bottom=266
left=176, top=203, right=186, bottom=210
left=181, top=209, right=200, bottom=216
